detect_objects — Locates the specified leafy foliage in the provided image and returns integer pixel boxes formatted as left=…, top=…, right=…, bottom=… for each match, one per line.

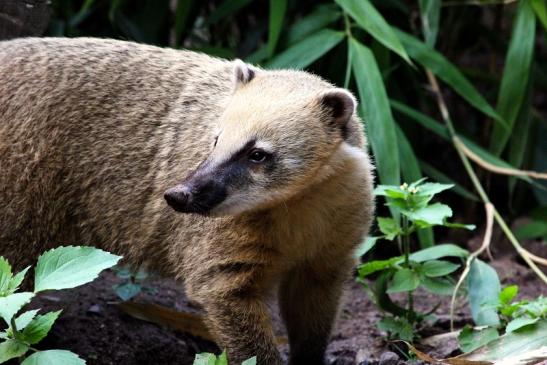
left=192, top=351, right=256, bottom=365
left=0, top=247, right=121, bottom=364
left=112, top=266, right=152, bottom=302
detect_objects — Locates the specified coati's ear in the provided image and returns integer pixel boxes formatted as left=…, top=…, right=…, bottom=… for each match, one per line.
left=232, top=59, right=256, bottom=91
left=318, top=88, right=357, bottom=126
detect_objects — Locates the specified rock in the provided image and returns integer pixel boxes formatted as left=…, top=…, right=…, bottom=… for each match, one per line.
left=379, top=351, right=399, bottom=365
left=355, top=348, right=373, bottom=364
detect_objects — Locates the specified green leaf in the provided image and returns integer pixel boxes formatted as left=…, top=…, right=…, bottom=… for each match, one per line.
left=8, top=267, right=30, bottom=295
left=193, top=352, right=217, bottom=365
left=421, top=260, right=459, bottom=277
left=390, top=100, right=449, bottom=139
left=286, top=4, right=341, bottom=45
left=242, top=357, right=257, bottom=365
left=420, top=276, right=454, bottom=296
left=419, top=161, right=479, bottom=201
left=532, top=0, right=547, bottom=30
left=415, top=182, right=454, bottom=198
left=21, top=311, right=61, bottom=345
left=34, top=246, right=121, bottom=292
left=21, top=350, right=85, bottom=365
left=0, top=292, right=34, bottom=325
left=267, top=30, right=344, bottom=69
left=408, top=243, right=468, bottom=262
left=419, top=0, right=441, bottom=47
left=206, top=0, right=253, bottom=25
left=358, top=257, right=401, bottom=278
left=355, top=237, right=378, bottom=258
left=377, top=217, right=402, bottom=240
left=0, top=258, right=12, bottom=295
left=377, top=316, right=414, bottom=341
left=443, top=220, right=476, bottom=231
left=499, top=285, right=519, bottom=306
left=467, top=259, right=501, bottom=326
left=216, top=350, right=228, bottom=365
left=350, top=38, right=400, bottom=187
left=386, top=268, right=420, bottom=293
left=113, top=282, right=141, bottom=302
left=506, top=317, right=539, bottom=333
left=336, top=0, right=411, bottom=63
left=394, top=29, right=504, bottom=125
left=489, top=0, right=536, bottom=156
left=14, top=310, right=40, bottom=331
left=514, top=219, right=547, bottom=240
left=267, top=0, right=287, bottom=57
left=458, top=326, right=499, bottom=353
left=401, top=203, right=452, bottom=227
left=0, top=339, right=29, bottom=364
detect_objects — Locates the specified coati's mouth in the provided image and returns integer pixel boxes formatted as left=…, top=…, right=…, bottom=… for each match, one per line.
left=164, top=182, right=227, bottom=215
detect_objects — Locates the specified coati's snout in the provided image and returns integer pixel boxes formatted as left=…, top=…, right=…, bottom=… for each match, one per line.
left=164, top=172, right=227, bottom=215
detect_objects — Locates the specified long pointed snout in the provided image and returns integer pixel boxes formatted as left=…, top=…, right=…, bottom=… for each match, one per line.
left=164, top=176, right=227, bottom=215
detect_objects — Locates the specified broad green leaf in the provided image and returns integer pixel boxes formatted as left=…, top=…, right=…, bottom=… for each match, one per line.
left=377, top=316, right=414, bottom=341
left=267, top=0, right=287, bottom=57
left=355, top=237, right=378, bottom=258
left=358, top=257, right=401, bottom=278
left=286, top=4, right=341, bottom=45
left=506, top=317, right=539, bottom=333
left=515, top=219, right=547, bottom=240
left=336, top=0, right=411, bottom=63
left=22, top=311, right=61, bottom=345
left=489, top=0, right=536, bottom=156
left=401, top=203, right=452, bottom=227
left=458, top=326, right=499, bottom=353
left=419, top=0, right=440, bottom=47
left=350, top=38, right=400, bottom=187
left=377, top=217, right=401, bottom=240
left=267, top=30, right=344, bottom=69
left=206, top=0, right=253, bottom=25
left=14, top=310, right=40, bottom=331
left=0, top=258, right=12, bottom=294
left=395, top=126, right=434, bottom=247
left=463, top=320, right=547, bottom=363
left=216, top=350, right=228, bottom=365
left=467, top=259, right=501, bottom=326
left=374, top=186, right=406, bottom=199
left=0, top=339, right=29, bottom=364
left=499, top=285, right=519, bottom=306
left=386, top=268, right=420, bottom=293
left=532, top=0, right=547, bottom=30
left=420, top=276, right=454, bottom=296
left=443, top=220, right=476, bottom=231
left=419, top=161, right=479, bottom=201
left=415, top=182, right=454, bottom=198
left=21, top=350, right=85, bottom=365
left=193, top=353, right=217, bottom=365
left=242, top=357, right=257, bottom=365
left=34, top=246, right=121, bottom=292
left=8, top=267, right=30, bottom=295
left=113, top=282, right=141, bottom=301
left=408, top=243, right=468, bottom=262
left=421, top=260, right=459, bottom=277
left=394, top=29, right=504, bottom=125
left=0, top=292, right=34, bottom=325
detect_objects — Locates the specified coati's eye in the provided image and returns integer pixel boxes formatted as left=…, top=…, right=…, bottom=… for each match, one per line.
left=248, top=149, right=269, bottom=163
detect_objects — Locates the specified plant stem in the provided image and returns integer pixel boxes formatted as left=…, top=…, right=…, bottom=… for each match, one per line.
left=10, top=316, right=18, bottom=338
left=402, top=216, right=413, bottom=321
left=425, top=70, right=547, bottom=285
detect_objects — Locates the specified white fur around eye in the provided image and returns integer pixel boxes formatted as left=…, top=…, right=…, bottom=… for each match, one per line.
left=254, top=141, right=274, bottom=153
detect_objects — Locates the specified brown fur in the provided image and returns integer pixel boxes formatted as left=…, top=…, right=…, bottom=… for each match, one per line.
left=0, top=37, right=374, bottom=364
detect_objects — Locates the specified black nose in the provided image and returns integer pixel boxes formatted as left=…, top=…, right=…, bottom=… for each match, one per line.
left=164, top=186, right=191, bottom=212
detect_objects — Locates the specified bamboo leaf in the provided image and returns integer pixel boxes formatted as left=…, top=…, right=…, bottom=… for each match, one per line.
left=394, top=29, right=504, bottom=126
left=350, top=38, right=400, bottom=186
left=467, top=259, right=500, bottom=326
left=206, top=0, right=253, bottom=25
left=286, top=4, right=341, bottom=45
left=532, top=0, right=547, bottom=31
left=267, top=0, right=287, bottom=57
left=336, top=0, right=411, bottom=63
left=266, top=30, right=344, bottom=69
left=489, top=0, right=536, bottom=156
left=419, top=0, right=441, bottom=47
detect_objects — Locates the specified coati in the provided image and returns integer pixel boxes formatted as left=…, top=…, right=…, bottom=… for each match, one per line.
left=0, top=37, right=374, bottom=365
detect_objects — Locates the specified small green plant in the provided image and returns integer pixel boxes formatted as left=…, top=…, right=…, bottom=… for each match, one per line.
left=193, top=351, right=256, bottom=365
left=112, top=265, right=152, bottom=301
left=0, top=246, right=121, bottom=364
left=358, top=179, right=475, bottom=341
left=458, top=285, right=547, bottom=353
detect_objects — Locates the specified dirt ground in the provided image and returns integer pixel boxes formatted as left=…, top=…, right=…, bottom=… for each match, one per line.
left=15, top=236, right=546, bottom=365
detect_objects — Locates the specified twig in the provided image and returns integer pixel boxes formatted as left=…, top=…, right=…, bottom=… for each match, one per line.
left=424, top=69, right=547, bottom=288
left=450, top=202, right=494, bottom=331
left=454, top=137, right=547, bottom=180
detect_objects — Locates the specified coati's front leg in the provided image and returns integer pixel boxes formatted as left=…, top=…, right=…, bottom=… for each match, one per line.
left=279, top=257, right=352, bottom=365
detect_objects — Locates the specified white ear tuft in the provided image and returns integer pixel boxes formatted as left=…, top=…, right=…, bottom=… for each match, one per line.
left=319, top=88, right=357, bottom=126
left=232, top=59, right=255, bottom=90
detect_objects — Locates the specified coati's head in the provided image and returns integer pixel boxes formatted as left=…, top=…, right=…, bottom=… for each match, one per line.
left=164, top=60, right=363, bottom=216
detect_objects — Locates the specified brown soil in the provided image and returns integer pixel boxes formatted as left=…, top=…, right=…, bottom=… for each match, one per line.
left=12, top=238, right=547, bottom=365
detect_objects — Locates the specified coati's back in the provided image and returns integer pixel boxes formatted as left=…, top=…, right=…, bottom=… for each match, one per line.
left=0, top=38, right=232, bottom=266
